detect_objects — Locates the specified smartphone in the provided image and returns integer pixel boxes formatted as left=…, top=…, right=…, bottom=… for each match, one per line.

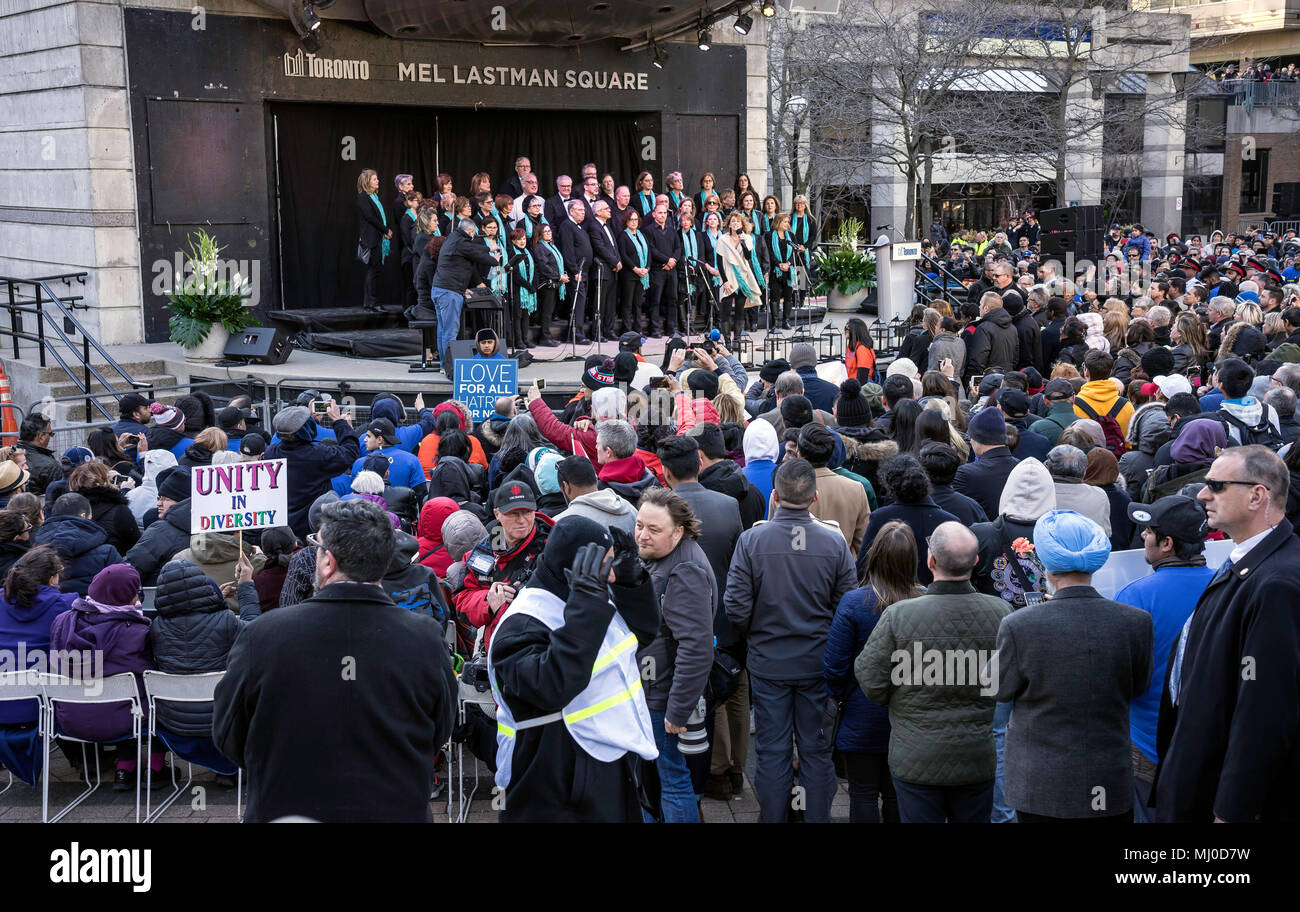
left=649, top=376, right=670, bottom=389
left=535, top=378, right=546, bottom=391
left=1023, top=592, right=1045, bottom=607
left=312, top=401, right=328, bottom=415
left=123, top=434, right=139, bottom=445
left=970, top=374, right=984, bottom=391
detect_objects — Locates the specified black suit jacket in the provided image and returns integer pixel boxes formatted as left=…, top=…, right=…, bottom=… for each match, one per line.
left=213, top=581, right=457, bottom=823
left=558, top=217, right=593, bottom=276
left=398, top=211, right=417, bottom=265
left=502, top=175, right=524, bottom=200
left=588, top=216, right=620, bottom=273
left=1153, top=521, right=1300, bottom=822
left=356, top=193, right=387, bottom=249
left=544, top=194, right=572, bottom=228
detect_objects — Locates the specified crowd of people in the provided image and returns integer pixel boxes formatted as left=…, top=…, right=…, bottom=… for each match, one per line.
left=356, top=161, right=819, bottom=366
left=2, top=232, right=1298, bottom=821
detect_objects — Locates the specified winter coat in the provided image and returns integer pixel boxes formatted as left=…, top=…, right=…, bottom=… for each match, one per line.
left=598, top=455, right=659, bottom=506
left=475, top=414, right=512, bottom=459
left=643, top=538, right=717, bottom=726
left=965, top=307, right=1019, bottom=379
left=178, top=444, right=216, bottom=469
left=452, top=515, right=553, bottom=651
left=856, top=499, right=958, bottom=585
left=144, top=426, right=190, bottom=460
left=127, top=450, right=179, bottom=524
left=553, top=488, right=638, bottom=535
left=416, top=497, right=462, bottom=577
left=17, top=441, right=62, bottom=496
left=927, top=331, right=966, bottom=378
left=253, top=561, right=290, bottom=614
left=837, top=429, right=899, bottom=501
left=1011, top=309, right=1044, bottom=374
left=175, top=532, right=268, bottom=595
left=857, top=580, right=1010, bottom=785
left=264, top=418, right=361, bottom=539
left=785, top=465, right=871, bottom=556
left=213, top=581, right=457, bottom=823
left=33, top=514, right=122, bottom=597
left=124, top=500, right=194, bottom=586
left=149, top=560, right=259, bottom=736
left=795, top=365, right=840, bottom=415
left=1074, top=379, right=1134, bottom=438
left=49, top=598, right=153, bottom=742
left=952, top=445, right=1021, bottom=522
left=0, top=584, right=77, bottom=724
left=824, top=586, right=893, bottom=753
left=79, top=484, right=141, bottom=555
left=725, top=506, right=857, bottom=682
left=699, top=458, right=765, bottom=530
left=1125, top=401, right=1170, bottom=456
left=930, top=484, right=988, bottom=527
left=1028, top=401, right=1079, bottom=447
left=0, top=541, right=30, bottom=579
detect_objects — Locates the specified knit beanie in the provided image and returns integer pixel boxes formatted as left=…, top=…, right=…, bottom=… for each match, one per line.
left=176, top=395, right=206, bottom=433
left=533, top=516, right=613, bottom=603
left=151, top=400, right=185, bottom=432
left=612, top=351, right=638, bottom=385
left=685, top=368, right=719, bottom=400
left=442, top=511, right=488, bottom=562
left=835, top=378, right=873, bottom=427
left=155, top=466, right=191, bottom=502
left=1141, top=347, right=1175, bottom=379
left=433, top=401, right=468, bottom=430
left=87, top=564, right=141, bottom=608
left=968, top=405, right=1007, bottom=446
left=760, top=359, right=791, bottom=384
left=789, top=343, right=817, bottom=370
left=582, top=358, right=617, bottom=391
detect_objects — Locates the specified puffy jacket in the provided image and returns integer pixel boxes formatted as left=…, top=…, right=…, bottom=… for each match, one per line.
left=175, top=532, right=268, bottom=593
left=965, top=306, right=1019, bottom=379
left=824, top=586, right=892, bottom=753
left=0, top=584, right=77, bottom=724
left=79, top=484, right=141, bottom=555
left=1125, top=401, right=1170, bottom=456
left=264, top=418, right=361, bottom=539
left=699, top=458, right=765, bottom=529
left=416, top=497, right=462, bottom=577
left=49, top=598, right=153, bottom=742
left=856, top=580, right=1011, bottom=785
left=149, top=559, right=259, bottom=736
left=643, top=538, right=716, bottom=727
left=33, top=514, right=123, bottom=596
left=124, top=500, right=194, bottom=586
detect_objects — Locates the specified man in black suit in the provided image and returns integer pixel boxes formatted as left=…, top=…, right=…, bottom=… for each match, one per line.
left=587, top=200, right=622, bottom=342
left=214, top=499, right=457, bottom=822
left=643, top=204, right=682, bottom=338
left=545, top=175, right=573, bottom=229
left=558, top=200, right=594, bottom=344
left=1153, top=446, right=1300, bottom=822
left=502, top=155, right=531, bottom=201
left=577, top=176, right=602, bottom=222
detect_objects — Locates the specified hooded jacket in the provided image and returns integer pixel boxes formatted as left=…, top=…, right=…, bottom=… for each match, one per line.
left=971, top=459, right=1056, bottom=607
left=1217, top=396, right=1282, bottom=445
left=0, top=584, right=77, bottom=724
left=124, top=500, right=194, bottom=586
left=175, top=532, right=269, bottom=593
left=1074, top=379, right=1134, bottom=437
left=264, top=416, right=361, bottom=539
left=1125, top=401, right=1171, bottom=456
left=127, top=450, right=179, bottom=524
left=965, top=306, right=1019, bottom=379
left=553, top=488, right=638, bottom=535
left=598, top=455, right=659, bottom=505
left=79, top=484, right=141, bottom=554
left=149, top=559, right=259, bottom=736
left=49, top=596, right=153, bottom=742
left=699, top=457, right=765, bottom=529
left=33, top=514, right=123, bottom=596
left=416, top=497, right=462, bottom=576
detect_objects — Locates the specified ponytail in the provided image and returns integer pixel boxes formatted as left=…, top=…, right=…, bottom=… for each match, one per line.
left=4, top=546, right=62, bottom=609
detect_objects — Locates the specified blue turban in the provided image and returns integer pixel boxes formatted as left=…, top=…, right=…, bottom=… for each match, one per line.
left=1033, top=510, right=1111, bottom=574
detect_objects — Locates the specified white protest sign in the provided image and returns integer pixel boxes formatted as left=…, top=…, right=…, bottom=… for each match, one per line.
left=190, top=458, right=289, bottom=534
left=1092, top=538, right=1232, bottom=601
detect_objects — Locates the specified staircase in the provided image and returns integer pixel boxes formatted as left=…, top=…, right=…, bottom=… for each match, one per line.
left=38, top=360, right=181, bottom=424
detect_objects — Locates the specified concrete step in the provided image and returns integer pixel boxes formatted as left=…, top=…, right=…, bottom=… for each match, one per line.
left=32, top=361, right=168, bottom=387
left=46, top=374, right=179, bottom=401
left=55, top=377, right=180, bottom=423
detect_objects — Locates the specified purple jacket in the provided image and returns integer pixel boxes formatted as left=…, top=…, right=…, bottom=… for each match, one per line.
left=0, top=585, right=77, bottom=724
left=48, top=599, right=153, bottom=742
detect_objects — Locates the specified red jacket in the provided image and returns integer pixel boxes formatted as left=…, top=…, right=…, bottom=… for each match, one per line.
left=452, top=514, right=553, bottom=651
left=528, top=396, right=596, bottom=460
left=598, top=454, right=646, bottom=484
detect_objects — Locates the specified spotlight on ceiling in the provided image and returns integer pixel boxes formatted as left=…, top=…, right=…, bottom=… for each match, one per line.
left=300, top=29, right=321, bottom=52
left=697, top=25, right=712, bottom=50
left=734, top=10, right=754, bottom=34
left=760, top=1, right=777, bottom=17
left=301, top=3, right=321, bottom=31
left=652, top=42, right=666, bottom=69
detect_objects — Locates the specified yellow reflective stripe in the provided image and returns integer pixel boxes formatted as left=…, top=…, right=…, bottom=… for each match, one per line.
left=591, top=633, right=639, bottom=673
left=563, top=675, right=643, bottom=725
left=497, top=721, right=516, bottom=737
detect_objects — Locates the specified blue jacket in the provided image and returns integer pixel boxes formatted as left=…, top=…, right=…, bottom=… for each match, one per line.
left=1009, top=418, right=1051, bottom=463
left=824, top=586, right=892, bottom=753
left=0, top=585, right=77, bottom=724
left=743, top=459, right=775, bottom=518
left=1116, top=563, right=1215, bottom=764
left=32, top=514, right=123, bottom=597
left=795, top=365, right=840, bottom=415
left=351, top=445, right=426, bottom=491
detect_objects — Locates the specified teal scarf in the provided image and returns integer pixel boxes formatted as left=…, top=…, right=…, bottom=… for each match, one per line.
left=725, top=236, right=758, bottom=300
left=745, top=236, right=766, bottom=291
left=706, top=229, right=723, bottom=286
left=682, top=228, right=698, bottom=295
left=487, top=238, right=508, bottom=295
left=626, top=229, right=649, bottom=290
left=515, top=245, right=537, bottom=314
left=638, top=191, right=655, bottom=216
left=369, top=193, right=390, bottom=263
left=670, top=190, right=683, bottom=209
left=758, top=212, right=772, bottom=235
left=542, top=240, right=566, bottom=301
left=791, top=212, right=812, bottom=267
left=769, top=232, right=793, bottom=278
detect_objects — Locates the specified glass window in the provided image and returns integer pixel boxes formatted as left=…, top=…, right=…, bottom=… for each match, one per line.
left=1241, top=148, right=1270, bottom=213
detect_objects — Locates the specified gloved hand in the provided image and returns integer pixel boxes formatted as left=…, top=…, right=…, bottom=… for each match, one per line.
left=609, top=527, right=647, bottom=587
left=564, top=543, right=615, bottom=603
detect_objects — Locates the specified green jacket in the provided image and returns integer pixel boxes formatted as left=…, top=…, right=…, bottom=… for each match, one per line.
left=855, top=580, right=1011, bottom=786
left=1028, top=401, right=1077, bottom=447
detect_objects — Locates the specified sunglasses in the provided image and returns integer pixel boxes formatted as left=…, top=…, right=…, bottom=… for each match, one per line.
left=1202, top=478, right=1259, bottom=494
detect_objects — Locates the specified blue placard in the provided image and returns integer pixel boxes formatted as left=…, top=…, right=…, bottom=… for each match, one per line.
left=454, top=358, right=518, bottom=423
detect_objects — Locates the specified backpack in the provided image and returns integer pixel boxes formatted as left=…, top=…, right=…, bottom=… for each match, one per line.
left=1217, top=405, right=1285, bottom=450
left=1075, top=397, right=1128, bottom=458
left=989, top=521, right=1048, bottom=610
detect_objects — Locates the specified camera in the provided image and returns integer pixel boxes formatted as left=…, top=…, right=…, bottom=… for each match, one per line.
left=461, top=653, right=491, bottom=693
left=675, top=696, right=710, bottom=755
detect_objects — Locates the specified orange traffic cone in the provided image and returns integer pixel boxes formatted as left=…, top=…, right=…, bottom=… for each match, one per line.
left=0, top=361, right=18, bottom=445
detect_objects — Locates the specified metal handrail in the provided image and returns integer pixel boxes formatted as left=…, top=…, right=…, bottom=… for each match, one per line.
left=914, top=252, right=971, bottom=309
left=1, top=274, right=147, bottom=422
left=42, top=376, right=274, bottom=432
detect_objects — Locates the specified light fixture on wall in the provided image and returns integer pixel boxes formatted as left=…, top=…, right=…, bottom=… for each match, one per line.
left=734, top=9, right=754, bottom=34
left=760, top=1, right=777, bottom=17
left=300, top=2, right=322, bottom=31
left=697, top=24, right=712, bottom=50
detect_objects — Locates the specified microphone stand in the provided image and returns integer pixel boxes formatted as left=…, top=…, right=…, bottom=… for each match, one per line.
left=559, top=257, right=588, bottom=363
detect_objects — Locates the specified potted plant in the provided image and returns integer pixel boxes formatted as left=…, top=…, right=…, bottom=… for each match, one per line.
left=813, top=217, right=876, bottom=312
left=165, top=229, right=258, bottom=361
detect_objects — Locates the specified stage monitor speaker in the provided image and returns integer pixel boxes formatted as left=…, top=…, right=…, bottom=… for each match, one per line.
left=443, top=339, right=477, bottom=377
left=224, top=327, right=294, bottom=364
left=1039, top=205, right=1103, bottom=262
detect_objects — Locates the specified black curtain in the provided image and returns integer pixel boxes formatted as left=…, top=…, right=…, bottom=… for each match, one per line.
left=272, top=101, right=642, bottom=312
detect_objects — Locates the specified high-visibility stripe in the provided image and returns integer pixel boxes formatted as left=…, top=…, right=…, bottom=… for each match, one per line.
left=591, top=633, right=639, bottom=673
left=564, top=676, right=643, bottom=725
left=498, top=721, right=515, bottom=737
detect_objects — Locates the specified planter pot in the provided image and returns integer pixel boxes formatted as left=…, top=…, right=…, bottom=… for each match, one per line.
left=184, top=324, right=230, bottom=362
left=827, top=287, right=871, bottom=313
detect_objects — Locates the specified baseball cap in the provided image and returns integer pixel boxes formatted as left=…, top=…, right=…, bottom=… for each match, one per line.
left=366, top=418, right=399, bottom=446
left=1043, top=378, right=1075, bottom=401
left=1127, top=495, right=1207, bottom=544
left=1152, top=374, right=1193, bottom=399
left=218, top=406, right=253, bottom=430
left=618, top=331, right=644, bottom=351
left=998, top=388, right=1031, bottom=419
left=239, top=432, right=267, bottom=457
left=494, top=482, right=537, bottom=514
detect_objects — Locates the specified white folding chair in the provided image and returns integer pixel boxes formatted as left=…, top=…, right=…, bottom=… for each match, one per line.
left=141, top=671, right=243, bottom=823
left=40, top=672, right=143, bottom=823
left=0, top=671, right=45, bottom=795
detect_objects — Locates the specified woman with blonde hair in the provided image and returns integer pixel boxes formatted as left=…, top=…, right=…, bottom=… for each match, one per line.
left=1235, top=300, right=1263, bottom=326
left=355, top=168, right=392, bottom=311
left=715, top=210, right=765, bottom=344
left=1169, top=311, right=1209, bottom=375
left=1102, top=309, right=1129, bottom=352
left=919, top=397, right=970, bottom=459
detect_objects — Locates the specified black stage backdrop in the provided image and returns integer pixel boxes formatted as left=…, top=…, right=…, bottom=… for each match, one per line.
left=272, top=101, right=642, bottom=311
